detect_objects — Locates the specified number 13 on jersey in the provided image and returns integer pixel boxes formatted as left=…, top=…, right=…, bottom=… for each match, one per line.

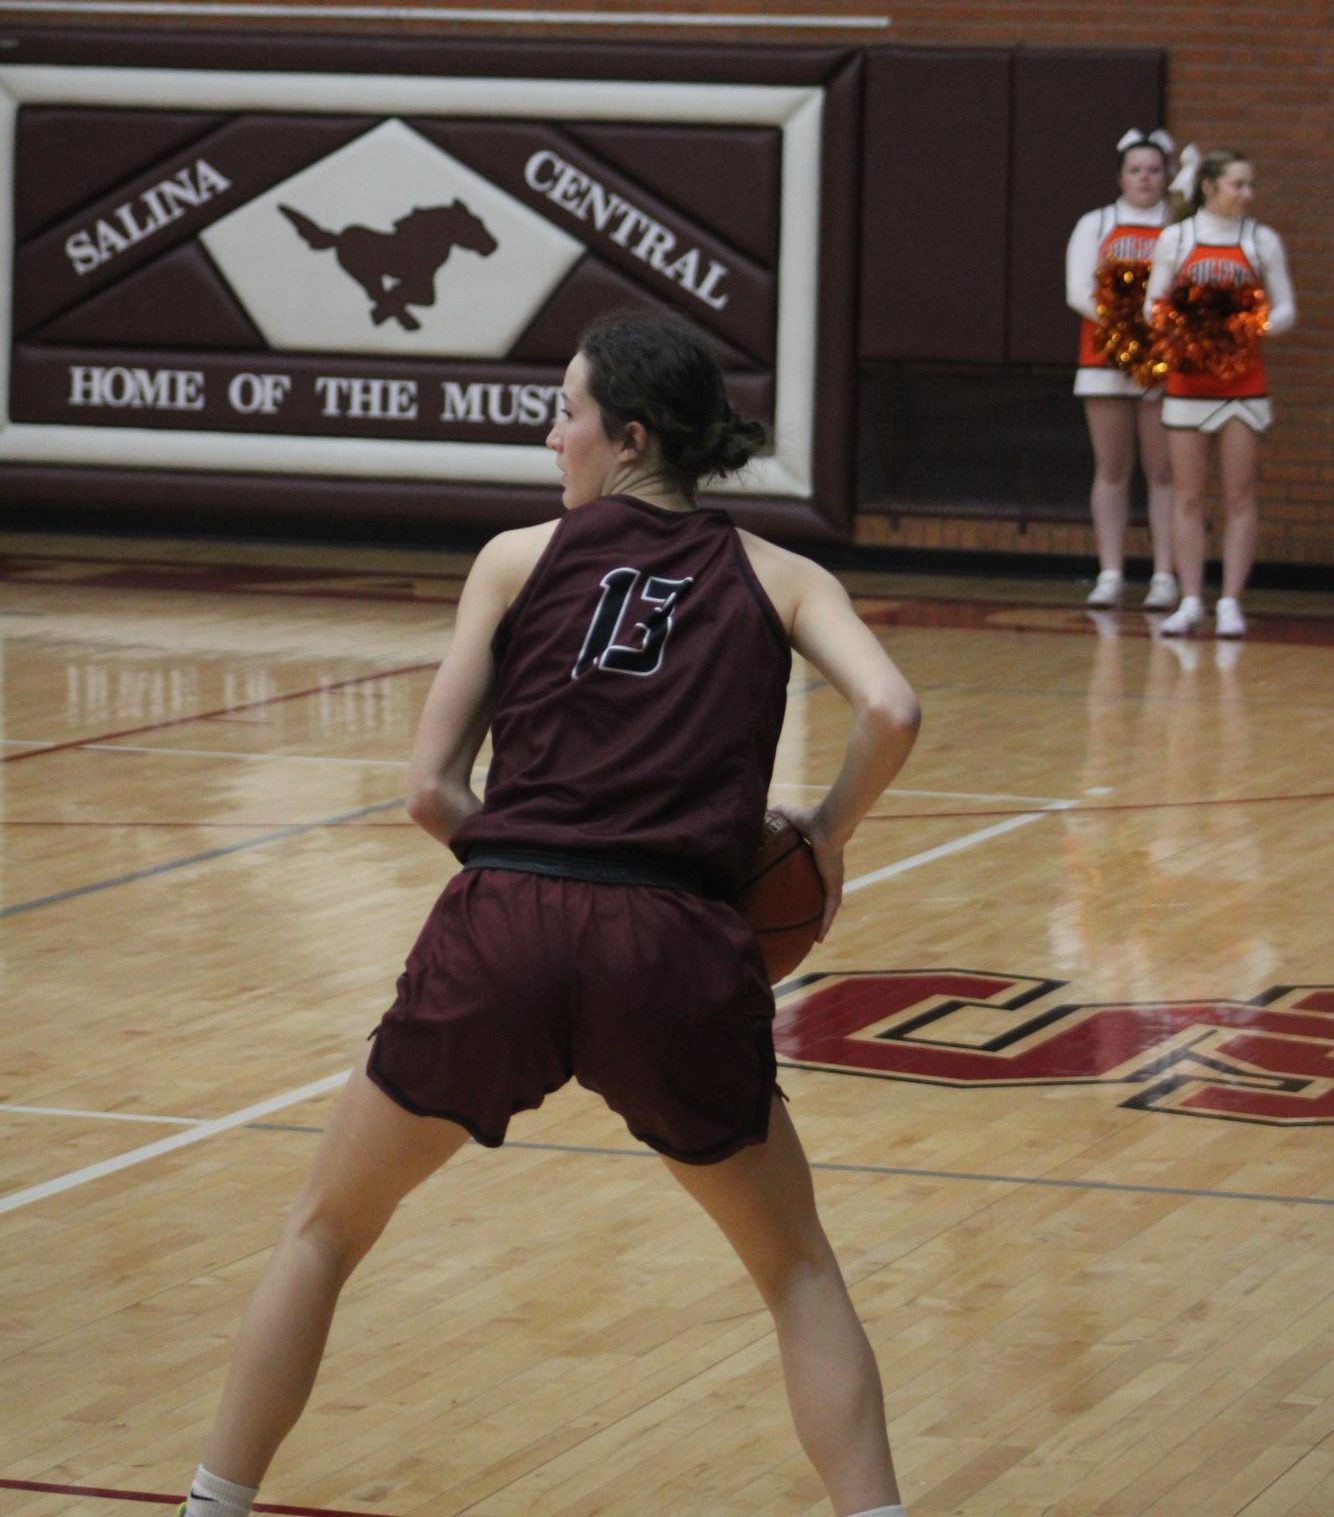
left=572, top=567, right=694, bottom=680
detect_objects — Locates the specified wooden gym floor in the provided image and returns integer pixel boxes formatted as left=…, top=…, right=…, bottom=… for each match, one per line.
left=1, top=529, right=1331, bottom=1517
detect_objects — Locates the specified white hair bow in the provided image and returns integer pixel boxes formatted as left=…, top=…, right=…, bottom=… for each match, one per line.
left=1169, top=143, right=1202, bottom=199
left=1117, top=127, right=1176, bottom=154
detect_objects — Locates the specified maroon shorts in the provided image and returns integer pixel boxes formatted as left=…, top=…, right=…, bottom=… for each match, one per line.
left=367, top=867, right=778, bottom=1164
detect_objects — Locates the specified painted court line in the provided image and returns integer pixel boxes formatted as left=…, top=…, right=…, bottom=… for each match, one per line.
left=0, top=1476, right=390, bottom=1515
left=1, top=807, right=1073, bottom=1213
left=501, top=1138, right=1334, bottom=1209
left=0, top=1072, right=350, bottom=1216
left=0, top=796, right=406, bottom=919
left=1, top=1103, right=199, bottom=1126
left=887, top=786, right=1070, bottom=805
left=844, top=801, right=1077, bottom=896
left=82, top=743, right=407, bottom=768
left=773, top=782, right=1069, bottom=806
left=0, top=661, right=435, bottom=766
left=1, top=793, right=1071, bottom=918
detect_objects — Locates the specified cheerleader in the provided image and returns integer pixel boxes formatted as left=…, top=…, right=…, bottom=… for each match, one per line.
left=1147, top=149, right=1297, bottom=637
left=1066, top=128, right=1177, bottom=609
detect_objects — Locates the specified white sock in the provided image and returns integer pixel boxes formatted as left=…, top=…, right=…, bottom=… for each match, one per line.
left=847, top=1507, right=906, bottom=1517
left=182, top=1465, right=258, bottom=1517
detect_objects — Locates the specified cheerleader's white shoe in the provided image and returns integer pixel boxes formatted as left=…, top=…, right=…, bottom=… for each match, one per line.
left=1159, top=595, right=1205, bottom=637
left=1215, top=597, right=1247, bottom=638
left=1086, top=570, right=1124, bottom=608
left=1142, top=572, right=1179, bottom=609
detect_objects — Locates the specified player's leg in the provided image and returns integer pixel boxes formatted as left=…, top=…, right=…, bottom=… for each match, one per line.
left=662, top=1096, right=902, bottom=1517
left=196, top=1052, right=470, bottom=1491
left=1083, top=397, right=1136, bottom=600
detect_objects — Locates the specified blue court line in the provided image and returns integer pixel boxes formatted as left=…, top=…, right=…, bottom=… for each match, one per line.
left=0, top=797, right=405, bottom=919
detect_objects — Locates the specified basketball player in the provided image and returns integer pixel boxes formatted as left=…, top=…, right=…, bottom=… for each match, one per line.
left=1065, top=129, right=1177, bottom=610
left=174, top=312, right=921, bottom=1517
left=1146, top=149, right=1297, bottom=638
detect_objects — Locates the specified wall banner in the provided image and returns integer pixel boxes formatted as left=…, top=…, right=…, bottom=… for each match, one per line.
left=0, top=32, right=862, bottom=536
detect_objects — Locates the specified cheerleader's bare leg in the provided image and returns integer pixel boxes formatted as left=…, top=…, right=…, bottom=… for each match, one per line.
left=1165, top=428, right=1212, bottom=601
left=1216, top=419, right=1261, bottom=601
left=1136, top=399, right=1176, bottom=579
left=1083, top=397, right=1137, bottom=575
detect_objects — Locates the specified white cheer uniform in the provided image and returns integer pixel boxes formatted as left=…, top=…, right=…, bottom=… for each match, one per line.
left=1066, top=197, right=1169, bottom=399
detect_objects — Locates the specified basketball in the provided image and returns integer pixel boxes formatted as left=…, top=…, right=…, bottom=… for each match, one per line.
left=737, top=811, right=826, bottom=982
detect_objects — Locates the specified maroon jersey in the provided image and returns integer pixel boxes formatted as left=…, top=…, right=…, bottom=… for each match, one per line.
left=451, top=494, right=790, bottom=893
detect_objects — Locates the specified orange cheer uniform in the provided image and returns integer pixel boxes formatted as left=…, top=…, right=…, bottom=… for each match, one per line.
left=1165, top=218, right=1267, bottom=402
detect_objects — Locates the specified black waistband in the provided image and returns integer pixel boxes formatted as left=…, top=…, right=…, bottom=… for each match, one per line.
left=461, top=844, right=721, bottom=898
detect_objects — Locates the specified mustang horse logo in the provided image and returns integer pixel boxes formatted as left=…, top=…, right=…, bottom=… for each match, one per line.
left=279, top=200, right=498, bottom=330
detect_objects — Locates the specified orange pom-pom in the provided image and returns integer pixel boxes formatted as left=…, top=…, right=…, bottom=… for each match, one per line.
left=1149, top=279, right=1269, bottom=382
left=1093, top=259, right=1158, bottom=387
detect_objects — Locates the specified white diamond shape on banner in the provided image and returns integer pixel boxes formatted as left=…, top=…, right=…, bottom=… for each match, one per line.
left=201, top=119, right=584, bottom=357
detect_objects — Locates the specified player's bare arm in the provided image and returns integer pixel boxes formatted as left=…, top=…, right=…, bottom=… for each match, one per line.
left=404, top=522, right=556, bottom=846
left=740, top=535, right=920, bottom=936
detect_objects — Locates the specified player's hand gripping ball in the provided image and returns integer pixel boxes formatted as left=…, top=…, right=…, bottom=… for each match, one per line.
left=737, top=811, right=826, bottom=982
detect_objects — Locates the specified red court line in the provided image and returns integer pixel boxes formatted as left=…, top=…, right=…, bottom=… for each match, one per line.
left=0, top=551, right=465, bottom=604
left=0, top=1479, right=395, bottom=1515
left=9, top=548, right=1329, bottom=638
left=0, top=548, right=467, bottom=580
left=1, top=664, right=437, bottom=767
left=854, top=597, right=1334, bottom=645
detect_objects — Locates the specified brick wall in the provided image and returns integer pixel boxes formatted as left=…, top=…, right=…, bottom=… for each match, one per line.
left=849, top=1, right=1330, bottom=566
left=3, top=1, right=1327, bottom=567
